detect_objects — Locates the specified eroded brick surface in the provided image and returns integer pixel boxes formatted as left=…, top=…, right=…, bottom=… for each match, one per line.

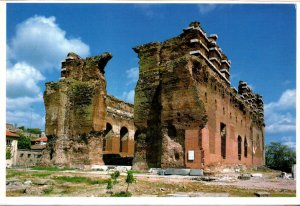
left=133, top=22, right=265, bottom=170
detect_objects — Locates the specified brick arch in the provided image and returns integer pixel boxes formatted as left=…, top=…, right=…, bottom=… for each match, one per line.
left=120, top=126, right=129, bottom=152
left=103, top=122, right=113, bottom=151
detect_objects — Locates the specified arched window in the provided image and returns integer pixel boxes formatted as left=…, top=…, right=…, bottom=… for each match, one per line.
left=103, top=123, right=113, bottom=151
left=244, top=137, right=248, bottom=158
left=120, top=127, right=129, bottom=152
left=238, top=135, right=242, bottom=160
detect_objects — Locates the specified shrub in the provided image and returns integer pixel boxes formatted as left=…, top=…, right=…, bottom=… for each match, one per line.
left=6, top=148, right=12, bottom=160
left=126, top=170, right=136, bottom=192
left=266, top=142, right=296, bottom=172
left=111, top=191, right=132, bottom=197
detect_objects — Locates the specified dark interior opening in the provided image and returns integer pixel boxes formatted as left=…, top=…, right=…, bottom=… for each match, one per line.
left=103, top=154, right=133, bottom=166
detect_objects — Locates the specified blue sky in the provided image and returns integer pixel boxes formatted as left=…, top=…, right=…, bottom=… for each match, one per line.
left=6, top=3, right=296, bottom=149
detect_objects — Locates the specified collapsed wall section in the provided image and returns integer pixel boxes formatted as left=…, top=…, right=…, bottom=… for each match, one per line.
left=42, top=52, right=112, bottom=168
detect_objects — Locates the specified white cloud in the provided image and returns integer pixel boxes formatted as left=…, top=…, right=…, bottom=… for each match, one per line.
left=265, top=89, right=296, bottom=111
left=198, top=4, right=217, bottom=15
left=6, top=15, right=91, bottom=130
left=122, top=90, right=135, bottom=104
left=280, top=136, right=296, bottom=150
left=6, top=94, right=43, bottom=111
left=9, top=15, right=90, bottom=70
left=6, top=110, right=45, bottom=130
left=6, top=62, right=45, bottom=98
left=265, top=89, right=296, bottom=134
left=126, top=67, right=139, bottom=84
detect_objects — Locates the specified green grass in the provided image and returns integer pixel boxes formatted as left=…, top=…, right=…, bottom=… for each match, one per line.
left=6, top=171, right=27, bottom=178
left=31, top=172, right=52, bottom=177
left=111, top=191, right=132, bottom=197
left=43, top=187, right=53, bottom=195
left=52, top=176, right=108, bottom=185
left=31, top=166, right=76, bottom=171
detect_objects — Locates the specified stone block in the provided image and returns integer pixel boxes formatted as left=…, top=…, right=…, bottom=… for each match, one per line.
left=292, top=164, right=296, bottom=179
left=164, top=168, right=175, bottom=175
left=164, top=168, right=190, bottom=176
left=189, top=169, right=203, bottom=176
left=91, top=165, right=108, bottom=171
left=238, top=174, right=251, bottom=180
left=251, top=173, right=263, bottom=178
left=255, top=192, right=270, bottom=197
left=158, top=169, right=165, bottom=175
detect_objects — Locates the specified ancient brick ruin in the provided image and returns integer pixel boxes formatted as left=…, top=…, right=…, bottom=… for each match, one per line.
left=42, top=52, right=135, bottom=168
left=132, top=22, right=265, bottom=170
left=43, top=21, right=265, bottom=170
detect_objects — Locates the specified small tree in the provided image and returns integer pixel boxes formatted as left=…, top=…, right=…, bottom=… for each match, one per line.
left=111, top=171, right=120, bottom=184
left=126, top=170, right=135, bottom=193
left=106, top=178, right=113, bottom=194
left=266, top=142, right=296, bottom=172
left=18, top=134, right=31, bottom=149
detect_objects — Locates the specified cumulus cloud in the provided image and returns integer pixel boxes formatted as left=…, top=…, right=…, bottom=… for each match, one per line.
left=280, top=136, right=296, bottom=150
left=126, top=67, right=139, bottom=84
left=265, top=89, right=296, bottom=111
left=6, top=110, right=45, bottom=129
left=9, top=15, right=90, bottom=70
left=6, top=94, right=43, bottom=111
left=198, top=4, right=217, bottom=14
left=265, top=89, right=296, bottom=133
left=6, top=15, right=91, bottom=130
left=122, top=90, right=135, bottom=104
left=6, top=62, right=45, bottom=98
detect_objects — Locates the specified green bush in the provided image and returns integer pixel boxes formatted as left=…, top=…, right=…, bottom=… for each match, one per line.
left=111, top=191, right=132, bottom=197
left=17, top=134, right=31, bottom=149
left=126, top=170, right=136, bottom=192
left=6, top=148, right=12, bottom=160
left=266, top=142, right=296, bottom=172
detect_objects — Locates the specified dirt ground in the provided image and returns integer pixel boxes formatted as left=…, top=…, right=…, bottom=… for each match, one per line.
left=6, top=168, right=296, bottom=197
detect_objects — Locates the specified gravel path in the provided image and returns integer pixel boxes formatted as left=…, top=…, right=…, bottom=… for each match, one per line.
left=204, top=176, right=296, bottom=191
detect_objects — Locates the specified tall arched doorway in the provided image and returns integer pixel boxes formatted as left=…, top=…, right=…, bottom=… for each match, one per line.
left=120, top=127, right=129, bottom=153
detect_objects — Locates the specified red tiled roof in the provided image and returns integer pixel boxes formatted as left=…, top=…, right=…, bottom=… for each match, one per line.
left=6, top=130, right=19, bottom=137
left=32, top=136, right=48, bottom=142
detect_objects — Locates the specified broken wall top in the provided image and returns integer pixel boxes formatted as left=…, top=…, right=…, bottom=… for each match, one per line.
left=133, top=21, right=264, bottom=128
left=60, top=52, right=112, bottom=81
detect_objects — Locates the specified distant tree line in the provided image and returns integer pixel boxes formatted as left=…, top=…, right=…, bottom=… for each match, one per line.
left=18, top=126, right=41, bottom=134
left=265, top=142, right=296, bottom=173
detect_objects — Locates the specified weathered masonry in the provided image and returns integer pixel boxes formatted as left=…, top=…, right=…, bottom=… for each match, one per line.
left=42, top=52, right=135, bottom=168
left=132, top=22, right=265, bottom=170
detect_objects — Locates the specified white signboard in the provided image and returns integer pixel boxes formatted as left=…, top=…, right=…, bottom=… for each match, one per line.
left=188, top=150, right=194, bottom=161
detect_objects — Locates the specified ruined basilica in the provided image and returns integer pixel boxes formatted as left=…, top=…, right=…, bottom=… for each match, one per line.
left=42, top=22, right=265, bottom=170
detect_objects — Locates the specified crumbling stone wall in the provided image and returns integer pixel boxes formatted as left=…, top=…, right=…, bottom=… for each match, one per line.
left=133, top=22, right=265, bottom=170
left=42, top=52, right=135, bottom=168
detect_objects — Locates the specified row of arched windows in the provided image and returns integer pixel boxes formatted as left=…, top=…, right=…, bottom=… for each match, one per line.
left=103, top=123, right=129, bottom=153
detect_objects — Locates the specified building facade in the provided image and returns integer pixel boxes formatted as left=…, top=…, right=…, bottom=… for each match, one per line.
left=42, top=52, right=135, bottom=168
left=132, top=22, right=265, bottom=170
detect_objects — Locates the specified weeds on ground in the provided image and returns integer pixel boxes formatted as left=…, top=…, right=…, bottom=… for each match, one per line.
left=31, top=166, right=76, bottom=171
left=6, top=171, right=27, bottom=178
left=53, top=176, right=107, bottom=185
left=32, top=172, right=52, bottom=177
left=43, top=187, right=53, bottom=195
left=111, top=191, right=132, bottom=197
